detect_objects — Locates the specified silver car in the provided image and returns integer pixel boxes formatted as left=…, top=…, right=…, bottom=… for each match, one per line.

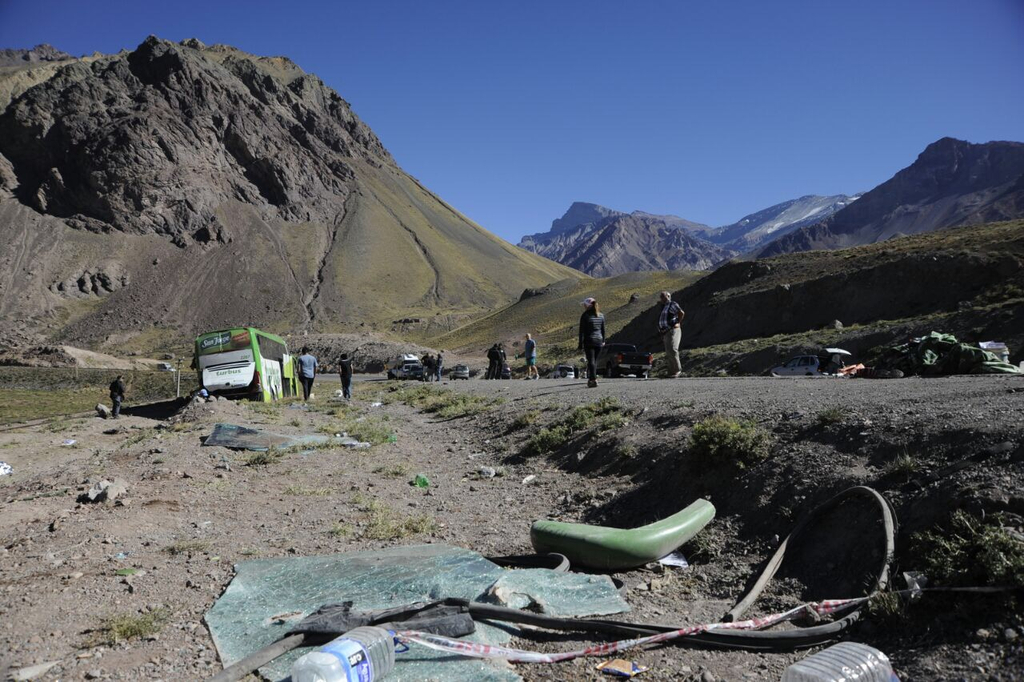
left=450, top=364, right=470, bottom=380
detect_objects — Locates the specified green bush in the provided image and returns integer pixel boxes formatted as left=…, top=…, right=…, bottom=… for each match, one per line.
left=689, top=415, right=771, bottom=469
left=521, top=398, right=626, bottom=456
left=911, top=511, right=1024, bottom=587
left=815, top=406, right=844, bottom=425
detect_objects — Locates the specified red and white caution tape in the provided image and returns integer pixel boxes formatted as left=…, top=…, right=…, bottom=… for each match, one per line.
left=396, top=597, right=866, bottom=664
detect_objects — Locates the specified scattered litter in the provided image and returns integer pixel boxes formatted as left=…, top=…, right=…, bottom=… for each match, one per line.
left=79, top=478, right=129, bottom=504
left=0, top=461, right=12, bottom=477
left=478, top=466, right=497, bottom=478
left=597, top=659, right=649, bottom=678
left=10, top=660, right=62, bottom=681
left=878, top=331, right=1022, bottom=376
left=979, top=341, right=1010, bottom=363
left=205, top=544, right=629, bottom=681
left=522, top=474, right=537, bottom=485
left=114, top=551, right=131, bottom=560
left=62, top=439, right=76, bottom=446
left=782, top=642, right=893, bottom=682
left=102, top=427, right=124, bottom=435
left=203, top=423, right=367, bottom=451
left=370, top=401, right=383, bottom=408
left=115, top=568, right=138, bottom=576
left=412, top=474, right=431, bottom=488
left=532, top=499, right=715, bottom=571
left=657, top=551, right=689, bottom=569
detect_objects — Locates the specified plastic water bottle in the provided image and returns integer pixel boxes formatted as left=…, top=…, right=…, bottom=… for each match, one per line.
left=781, top=642, right=898, bottom=682
left=291, top=626, right=396, bottom=682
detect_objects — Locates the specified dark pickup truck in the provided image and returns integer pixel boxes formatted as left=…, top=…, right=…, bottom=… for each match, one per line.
left=596, top=343, right=654, bottom=378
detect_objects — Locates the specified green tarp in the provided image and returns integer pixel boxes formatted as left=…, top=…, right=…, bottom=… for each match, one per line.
left=881, top=332, right=1022, bottom=376
left=205, top=544, right=629, bottom=681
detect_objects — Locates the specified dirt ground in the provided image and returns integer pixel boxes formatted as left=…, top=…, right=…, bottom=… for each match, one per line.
left=1, top=374, right=1023, bottom=681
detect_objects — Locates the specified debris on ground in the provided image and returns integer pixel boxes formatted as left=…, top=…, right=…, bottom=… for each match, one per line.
left=205, top=544, right=628, bottom=681
left=879, top=331, right=1023, bottom=375
left=596, top=659, right=649, bottom=678
left=781, top=642, right=894, bottom=682
left=79, top=478, right=129, bottom=504
left=202, top=423, right=368, bottom=451
left=0, top=461, right=12, bottom=476
left=657, top=551, right=689, bottom=569
left=9, top=660, right=62, bottom=681
left=411, top=474, right=430, bottom=488
left=95, top=403, right=111, bottom=419
left=531, top=499, right=715, bottom=571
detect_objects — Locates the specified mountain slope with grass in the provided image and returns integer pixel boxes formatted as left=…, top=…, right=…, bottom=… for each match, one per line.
left=0, top=37, right=578, bottom=350
left=427, top=270, right=703, bottom=360
left=760, top=138, right=1024, bottom=256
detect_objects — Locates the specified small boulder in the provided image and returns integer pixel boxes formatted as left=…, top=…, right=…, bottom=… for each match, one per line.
left=80, top=478, right=129, bottom=504
left=96, top=403, right=111, bottom=419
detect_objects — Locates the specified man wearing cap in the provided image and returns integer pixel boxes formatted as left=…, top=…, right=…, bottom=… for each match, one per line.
left=658, top=291, right=685, bottom=378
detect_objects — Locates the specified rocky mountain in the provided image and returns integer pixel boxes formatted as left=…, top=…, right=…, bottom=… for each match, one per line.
left=519, top=202, right=724, bottom=277
left=708, top=194, right=860, bottom=250
left=518, top=194, right=857, bottom=276
left=0, top=36, right=577, bottom=349
left=760, top=138, right=1024, bottom=257
left=520, top=209, right=729, bottom=277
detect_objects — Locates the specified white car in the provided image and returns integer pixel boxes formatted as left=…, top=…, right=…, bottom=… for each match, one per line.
left=387, top=354, right=424, bottom=380
left=771, top=348, right=852, bottom=376
left=771, top=355, right=822, bottom=376
left=549, top=364, right=576, bottom=379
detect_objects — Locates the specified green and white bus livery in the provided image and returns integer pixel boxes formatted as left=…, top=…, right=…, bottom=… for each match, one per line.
left=194, top=328, right=297, bottom=401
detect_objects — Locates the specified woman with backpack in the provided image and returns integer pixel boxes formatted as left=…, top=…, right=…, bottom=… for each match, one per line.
left=577, top=297, right=605, bottom=388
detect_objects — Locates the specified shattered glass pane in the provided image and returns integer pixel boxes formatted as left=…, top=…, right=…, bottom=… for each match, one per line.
left=205, top=544, right=630, bottom=681
left=483, top=569, right=626, bottom=616
left=202, top=422, right=366, bottom=451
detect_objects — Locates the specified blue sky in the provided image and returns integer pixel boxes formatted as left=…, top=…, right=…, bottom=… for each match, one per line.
left=2, top=0, right=1023, bottom=242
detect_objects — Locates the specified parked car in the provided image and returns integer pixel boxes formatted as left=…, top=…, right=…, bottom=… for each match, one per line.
left=596, top=343, right=653, bottom=378
left=770, top=349, right=851, bottom=377
left=550, top=364, right=576, bottom=379
left=387, top=354, right=425, bottom=380
left=156, top=362, right=176, bottom=372
left=450, top=364, right=470, bottom=380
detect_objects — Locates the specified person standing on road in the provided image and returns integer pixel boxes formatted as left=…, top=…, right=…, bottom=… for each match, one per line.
left=337, top=353, right=353, bottom=400
left=435, top=350, right=444, bottom=382
left=486, top=344, right=500, bottom=380
left=658, top=291, right=685, bottom=378
left=578, top=297, right=605, bottom=388
left=297, top=347, right=318, bottom=400
left=109, top=374, right=126, bottom=419
left=523, top=333, right=539, bottom=380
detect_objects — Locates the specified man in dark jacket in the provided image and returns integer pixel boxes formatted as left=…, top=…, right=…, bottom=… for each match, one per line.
left=486, top=344, right=500, bottom=380
left=109, top=375, right=126, bottom=418
left=337, top=353, right=353, bottom=400
left=578, top=297, right=606, bottom=388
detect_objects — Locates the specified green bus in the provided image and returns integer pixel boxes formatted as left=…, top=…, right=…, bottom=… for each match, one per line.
left=194, top=328, right=298, bottom=401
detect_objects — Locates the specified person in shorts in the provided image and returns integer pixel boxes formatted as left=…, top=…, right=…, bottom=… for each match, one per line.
left=523, top=334, right=539, bottom=380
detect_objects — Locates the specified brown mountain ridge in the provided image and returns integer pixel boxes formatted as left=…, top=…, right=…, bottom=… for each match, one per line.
left=0, top=37, right=578, bottom=349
